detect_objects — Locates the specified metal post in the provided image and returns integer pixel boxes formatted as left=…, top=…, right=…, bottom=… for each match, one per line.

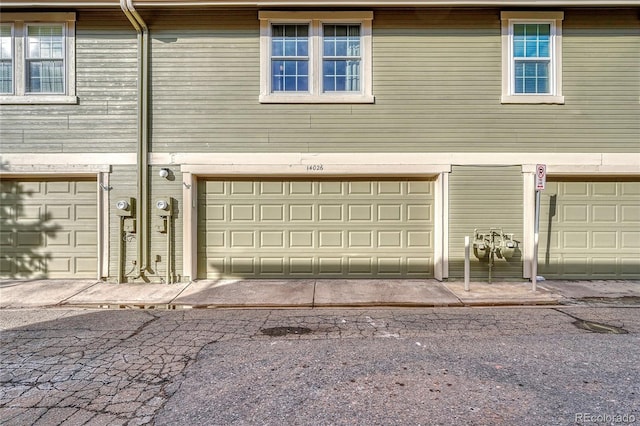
left=166, top=217, right=171, bottom=284
left=532, top=233, right=539, bottom=292
left=488, top=232, right=494, bottom=284
left=532, top=190, right=541, bottom=292
left=118, top=216, right=124, bottom=284
left=464, top=236, right=470, bottom=291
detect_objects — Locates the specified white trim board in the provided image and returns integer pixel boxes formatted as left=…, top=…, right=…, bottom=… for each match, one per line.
left=522, top=164, right=640, bottom=175
left=4, top=153, right=636, bottom=170
left=0, top=164, right=110, bottom=176
left=1, top=153, right=136, bottom=166
left=151, top=152, right=640, bottom=169
left=181, top=164, right=450, bottom=176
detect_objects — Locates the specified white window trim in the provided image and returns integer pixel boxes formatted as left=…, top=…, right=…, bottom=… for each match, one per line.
left=0, top=12, right=77, bottom=105
left=501, top=11, right=564, bottom=105
left=259, top=11, right=373, bottom=104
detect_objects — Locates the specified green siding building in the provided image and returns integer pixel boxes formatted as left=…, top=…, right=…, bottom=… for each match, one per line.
left=1, top=1, right=639, bottom=289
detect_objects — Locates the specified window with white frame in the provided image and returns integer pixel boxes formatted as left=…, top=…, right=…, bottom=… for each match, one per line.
left=1, top=25, right=13, bottom=94
left=501, top=11, right=564, bottom=104
left=0, top=13, right=76, bottom=104
left=259, top=11, right=373, bottom=103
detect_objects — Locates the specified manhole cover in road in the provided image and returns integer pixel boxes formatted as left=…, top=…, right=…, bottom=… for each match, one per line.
left=573, top=320, right=628, bottom=334
left=260, top=326, right=312, bottom=337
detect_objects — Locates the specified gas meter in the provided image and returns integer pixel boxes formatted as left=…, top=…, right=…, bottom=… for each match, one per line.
left=496, top=233, right=517, bottom=260
left=473, top=231, right=490, bottom=260
left=471, top=228, right=520, bottom=282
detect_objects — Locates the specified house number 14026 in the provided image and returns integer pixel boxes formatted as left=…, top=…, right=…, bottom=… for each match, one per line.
left=306, top=164, right=324, bottom=171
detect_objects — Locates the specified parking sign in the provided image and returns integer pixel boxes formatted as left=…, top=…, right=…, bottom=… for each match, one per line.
left=536, top=164, right=546, bottom=191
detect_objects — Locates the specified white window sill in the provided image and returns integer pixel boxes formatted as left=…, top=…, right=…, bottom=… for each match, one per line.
left=501, top=95, right=565, bottom=105
left=1, top=95, right=79, bottom=105
left=260, top=93, right=375, bottom=104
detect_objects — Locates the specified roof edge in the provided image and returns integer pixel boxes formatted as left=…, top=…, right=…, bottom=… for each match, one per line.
left=1, top=0, right=639, bottom=7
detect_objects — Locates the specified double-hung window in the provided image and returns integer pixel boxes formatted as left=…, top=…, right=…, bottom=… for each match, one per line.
left=0, top=13, right=76, bottom=104
left=270, top=24, right=310, bottom=92
left=501, top=12, right=564, bottom=104
left=1, top=25, right=13, bottom=94
left=259, top=11, right=373, bottom=103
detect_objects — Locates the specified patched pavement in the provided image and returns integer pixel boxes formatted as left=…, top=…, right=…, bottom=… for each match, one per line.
left=1, top=307, right=639, bottom=425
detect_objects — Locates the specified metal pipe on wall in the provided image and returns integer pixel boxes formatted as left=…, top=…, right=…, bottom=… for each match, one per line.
left=166, top=215, right=172, bottom=284
left=120, top=0, right=150, bottom=280
left=118, top=216, right=125, bottom=283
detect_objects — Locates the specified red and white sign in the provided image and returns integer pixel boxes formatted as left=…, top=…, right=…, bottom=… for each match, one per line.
left=535, top=164, right=546, bottom=191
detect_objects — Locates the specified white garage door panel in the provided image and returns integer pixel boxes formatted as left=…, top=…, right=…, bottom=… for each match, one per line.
left=539, top=180, right=640, bottom=279
left=198, top=179, right=434, bottom=279
left=0, top=178, right=98, bottom=279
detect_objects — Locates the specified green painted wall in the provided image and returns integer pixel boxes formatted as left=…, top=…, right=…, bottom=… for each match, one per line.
left=0, top=11, right=138, bottom=154
left=3, top=8, right=635, bottom=154
left=149, top=166, right=184, bottom=282
left=107, top=165, right=138, bottom=281
left=107, top=165, right=185, bottom=283
left=146, top=8, right=639, bottom=153
left=448, top=166, right=524, bottom=281
left=1, top=7, right=638, bottom=283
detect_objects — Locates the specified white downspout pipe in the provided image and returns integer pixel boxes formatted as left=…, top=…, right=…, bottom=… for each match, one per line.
left=120, top=0, right=150, bottom=280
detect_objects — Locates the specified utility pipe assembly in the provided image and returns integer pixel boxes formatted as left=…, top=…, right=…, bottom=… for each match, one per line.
left=120, top=0, right=150, bottom=280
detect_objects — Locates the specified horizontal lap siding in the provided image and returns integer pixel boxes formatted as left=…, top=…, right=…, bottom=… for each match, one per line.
left=107, top=166, right=185, bottom=282
left=2, top=8, right=637, bottom=155
left=560, top=10, right=640, bottom=152
left=0, top=11, right=138, bottom=154
left=108, top=166, right=138, bottom=280
left=449, top=166, right=523, bottom=280
left=149, top=9, right=265, bottom=152
left=150, top=166, right=184, bottom=281
left=148, top=8, right=639, bottom=154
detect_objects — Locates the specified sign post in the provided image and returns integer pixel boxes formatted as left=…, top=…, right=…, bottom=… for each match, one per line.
left=532, top=164, right=546, bottom=292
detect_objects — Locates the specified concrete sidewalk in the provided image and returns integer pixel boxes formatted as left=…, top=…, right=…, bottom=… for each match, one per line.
left=2, top=278, right=638, bottom=309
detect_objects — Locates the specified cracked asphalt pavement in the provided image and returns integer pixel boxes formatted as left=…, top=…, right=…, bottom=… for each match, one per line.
left=1, top=306, right=639, bottom=425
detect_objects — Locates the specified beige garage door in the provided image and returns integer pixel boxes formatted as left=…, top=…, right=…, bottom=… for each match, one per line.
left=0, top=178, right=98, bottom=279
left=539, top=180, right=640, bottom=279
left=198, top=179, right=434, bottom=279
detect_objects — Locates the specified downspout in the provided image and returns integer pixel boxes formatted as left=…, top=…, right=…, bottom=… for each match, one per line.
left=120, top=0, right=150, bottom=280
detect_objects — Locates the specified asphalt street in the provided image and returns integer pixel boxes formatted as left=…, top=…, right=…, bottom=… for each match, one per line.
left=1, top=306, right=639, bottom=426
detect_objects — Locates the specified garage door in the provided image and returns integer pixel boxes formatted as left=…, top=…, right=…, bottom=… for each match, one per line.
left=0, top=178, right=98, bottom=279
left=198, top=179, right=434, bottom=278
left=538, top=179, right=640, bottom=279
